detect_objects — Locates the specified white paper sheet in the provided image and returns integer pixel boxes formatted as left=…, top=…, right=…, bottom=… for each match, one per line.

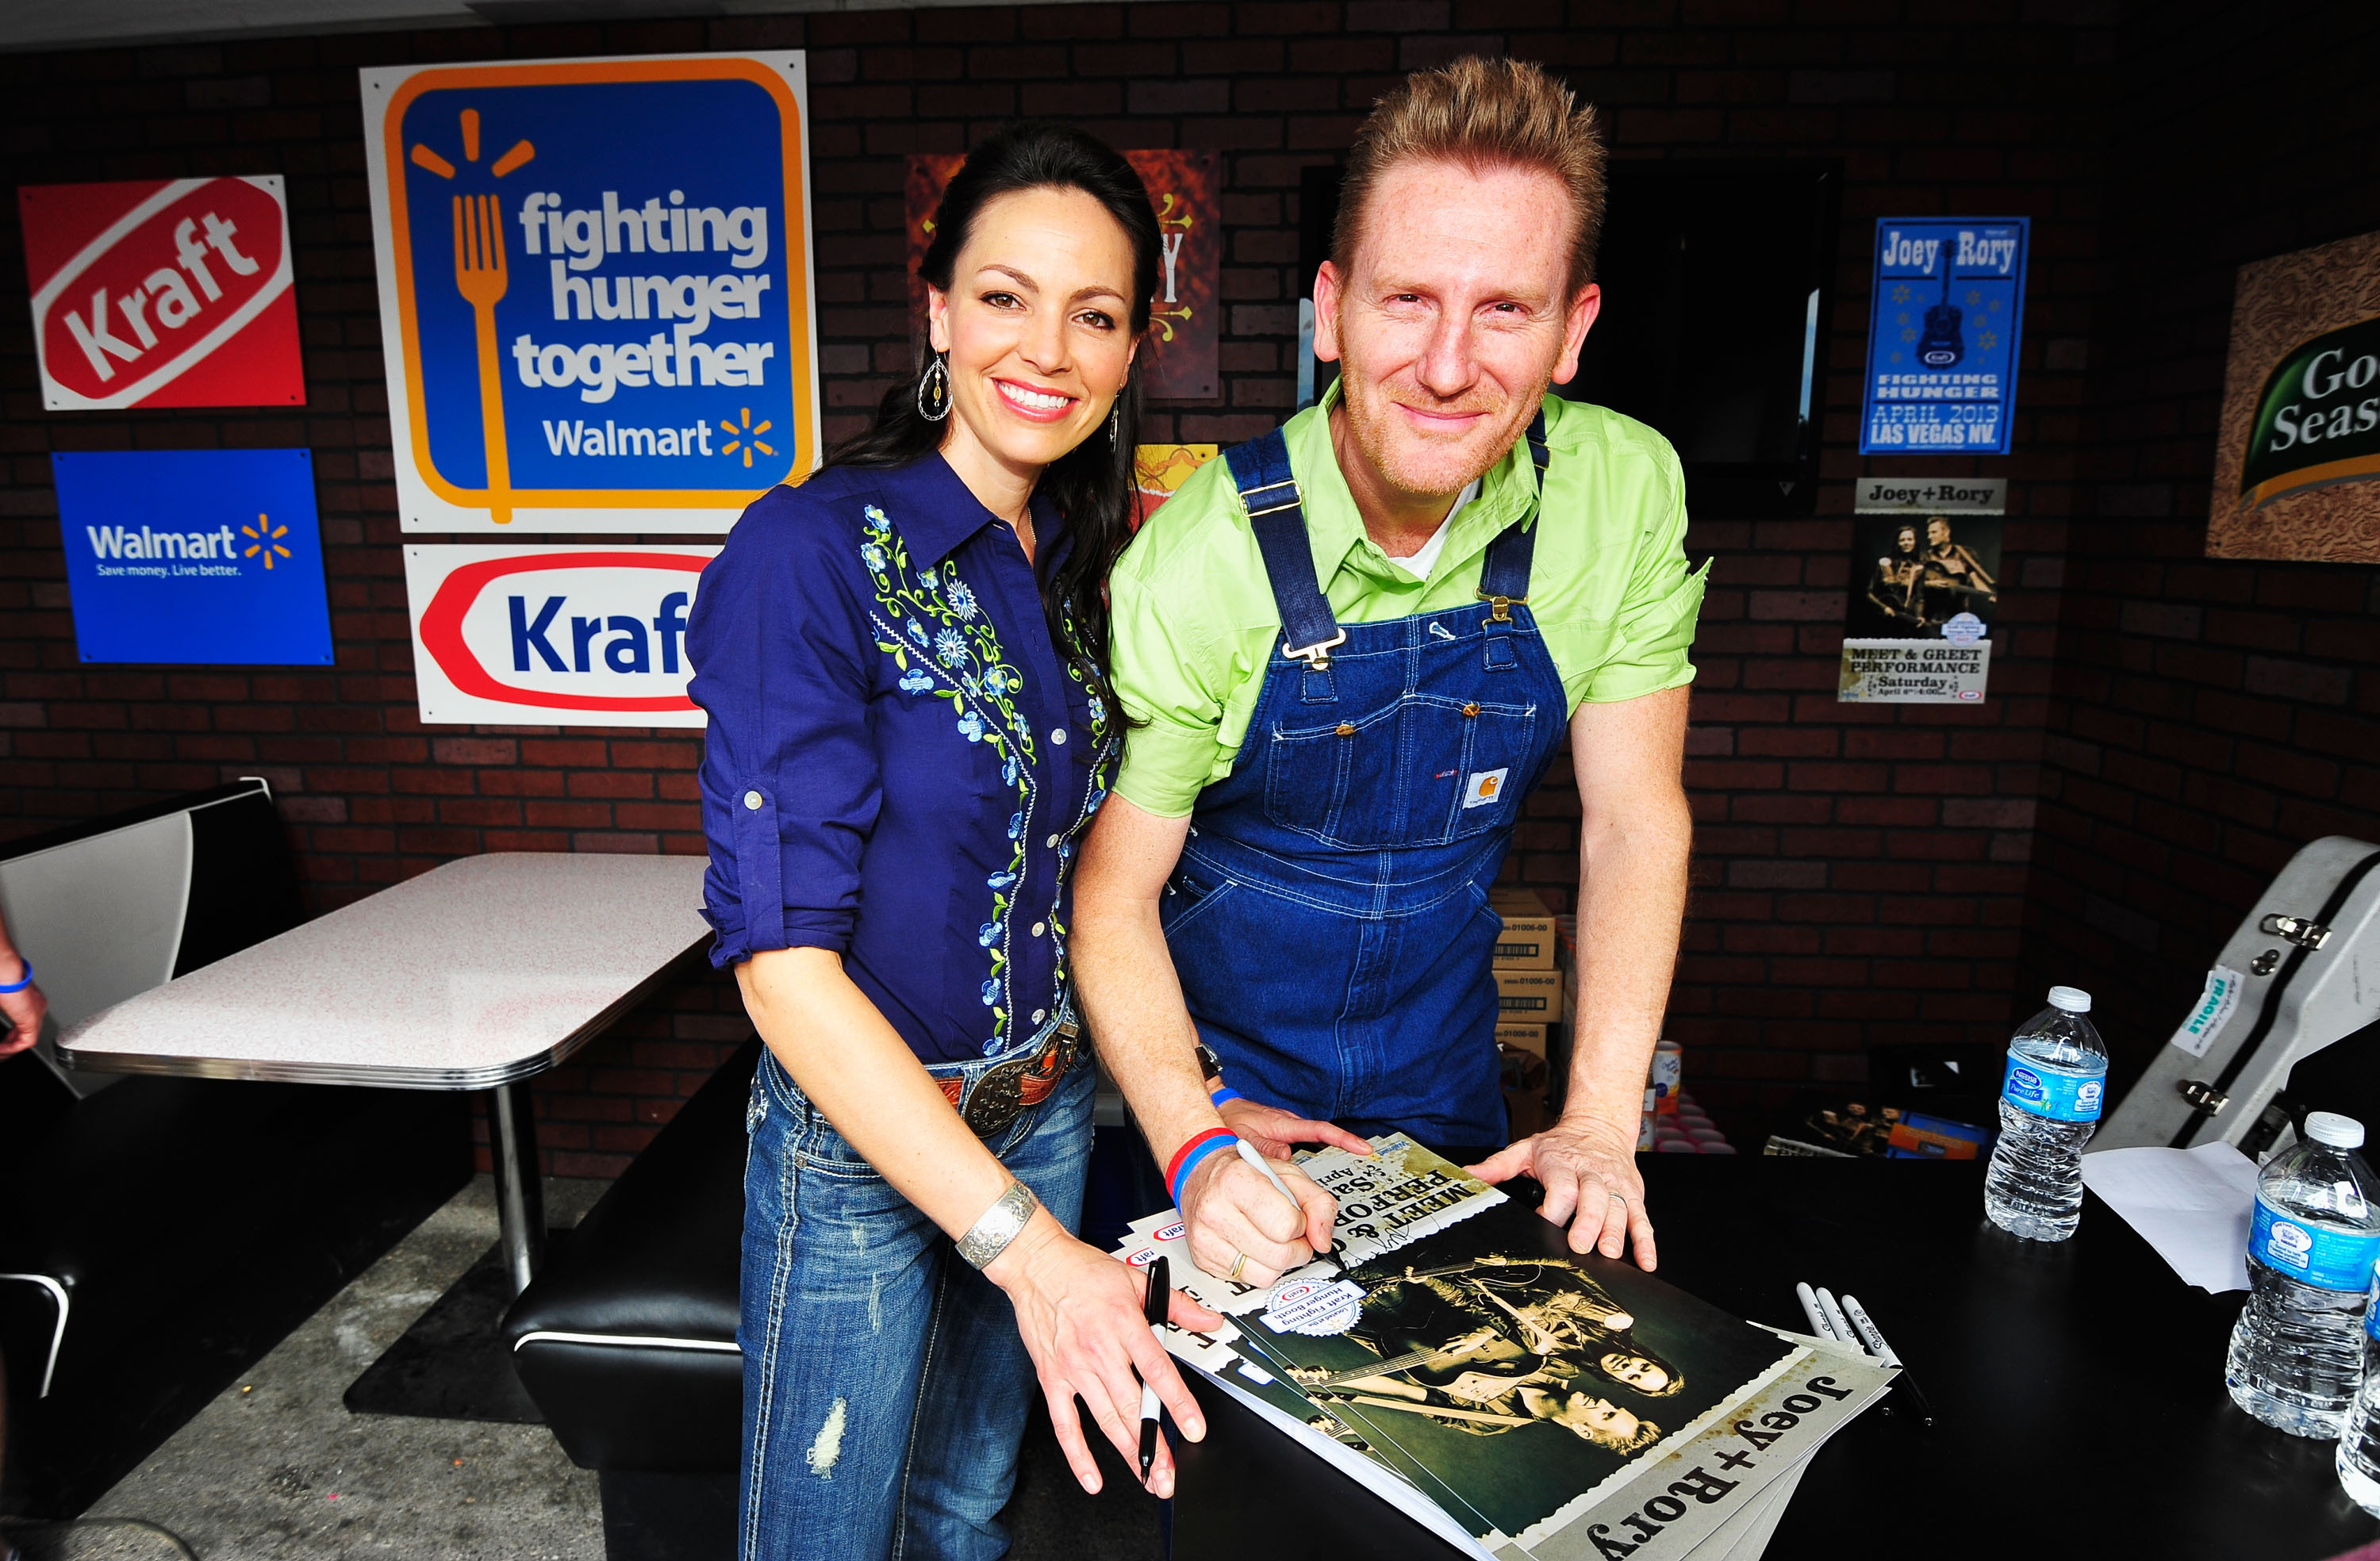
left=2080, top=1140, right=2260, bottom=1291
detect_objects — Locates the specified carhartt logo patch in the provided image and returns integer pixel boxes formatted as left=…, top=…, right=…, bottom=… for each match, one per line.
left=1462, top=769, right=1508, bottom=808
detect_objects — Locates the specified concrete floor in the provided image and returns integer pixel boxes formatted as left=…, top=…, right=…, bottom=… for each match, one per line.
left=25, top=1175, right=610, bottom=1561
left=10, top=1172, right=1161, bottom=1561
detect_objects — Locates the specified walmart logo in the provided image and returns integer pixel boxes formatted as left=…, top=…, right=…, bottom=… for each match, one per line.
left=242, top=514, right=292, bottom=569
left=85, top=512, right=295, bottom=578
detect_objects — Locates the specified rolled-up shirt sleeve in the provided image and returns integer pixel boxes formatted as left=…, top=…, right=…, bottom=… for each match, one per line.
left=1578, top=447, right=1709, bottom=706
left=686, top=491, right=881, bottom=967
left=1108, top=527, right=1237, bottom=820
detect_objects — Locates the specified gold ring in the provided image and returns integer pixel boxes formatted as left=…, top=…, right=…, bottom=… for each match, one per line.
left=1228, top=1251, right=1248, bottom=1282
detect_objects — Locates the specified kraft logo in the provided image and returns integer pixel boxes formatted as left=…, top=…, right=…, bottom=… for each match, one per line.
left=25, top=177, right=298, bottom=412
left=418, top=550, right=708, bottom=714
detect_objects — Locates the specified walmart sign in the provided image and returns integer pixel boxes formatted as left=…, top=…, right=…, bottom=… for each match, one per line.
left=361, top=51, right=819, bottom=533
left=55, top=448, right=333, bottom=664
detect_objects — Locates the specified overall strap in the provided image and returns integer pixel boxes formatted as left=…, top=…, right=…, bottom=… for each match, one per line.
left=1478, top=407, right=1552, bottom=670
left=1225, top=428, right=1342, bottom=701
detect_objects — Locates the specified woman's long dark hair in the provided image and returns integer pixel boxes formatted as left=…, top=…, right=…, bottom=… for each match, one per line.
left=824, top=121, right=1158, bottom=725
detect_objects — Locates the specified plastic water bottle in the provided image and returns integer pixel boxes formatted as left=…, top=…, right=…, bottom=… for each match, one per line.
left=1982, top=987, right=2107, bottom=1241
left=2225, top=1112, right=2380, bottom=1438
left=2333, top=1270, right=2380, bottom=1513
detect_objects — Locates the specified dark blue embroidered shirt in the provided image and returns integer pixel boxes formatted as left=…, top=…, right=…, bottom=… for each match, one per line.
left=688, top=453, right=1115, bottom=1065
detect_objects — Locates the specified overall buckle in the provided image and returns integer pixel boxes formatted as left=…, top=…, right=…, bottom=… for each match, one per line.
left=1241, top=478, right=1303, bottom=520
left=1282, top=627, right=1349, bottom=670
left=1478, top=591, right=1527, bottom=624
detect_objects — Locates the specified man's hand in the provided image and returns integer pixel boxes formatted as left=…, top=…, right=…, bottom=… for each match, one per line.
left=0, top=960, right=45, bottom=1057
left=1177, top=1145, right=1334, bottom=1290
left=1467, top=1114, right=1656, bottom=1270
left=1215, top=1095, right=1375, bottom=1165
left=987, top=1214, right=1224, bottom=1497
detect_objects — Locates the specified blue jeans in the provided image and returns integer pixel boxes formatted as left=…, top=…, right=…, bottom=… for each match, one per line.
left=737, top=1041, right=1093, bottom=1561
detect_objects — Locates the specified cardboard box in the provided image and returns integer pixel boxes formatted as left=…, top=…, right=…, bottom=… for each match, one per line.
left=1494, top=966, right=1563, bottom=1019
left=1495, top=1021, right=1549, bottom=1059
left=1489, top=886, right=1557, bottom=968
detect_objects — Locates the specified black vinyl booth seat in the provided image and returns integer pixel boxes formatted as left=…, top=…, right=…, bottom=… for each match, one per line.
left=504, top=1039, right=756, bottom=1475
left=0, top=781, right=471, bottom=1517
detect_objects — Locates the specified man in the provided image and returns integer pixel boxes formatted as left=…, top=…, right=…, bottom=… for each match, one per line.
left=1073, top=56, right=1703, bottom=1291
left=1918, top=514, right=1996, bottom=627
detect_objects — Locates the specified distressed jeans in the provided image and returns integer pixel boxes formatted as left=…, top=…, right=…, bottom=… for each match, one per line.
left=737, top=1044, right=1093, bottom=1561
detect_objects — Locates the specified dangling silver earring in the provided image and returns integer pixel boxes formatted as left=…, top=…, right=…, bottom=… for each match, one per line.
left=1108, top=381, right=1126, bottom=446
left=917, top=352, right=951, bottom=423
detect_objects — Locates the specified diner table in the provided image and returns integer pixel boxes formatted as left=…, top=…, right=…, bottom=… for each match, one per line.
left=57, top=852, right=712, bottom=1299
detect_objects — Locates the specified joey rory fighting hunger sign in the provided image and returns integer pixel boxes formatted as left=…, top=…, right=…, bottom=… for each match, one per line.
left=362, top=52, right=821, bottom=533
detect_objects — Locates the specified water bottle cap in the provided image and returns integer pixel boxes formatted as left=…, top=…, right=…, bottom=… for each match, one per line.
left=2307, top=1112, right=2365, bottom=1149
left=2047, top=986, right=2092, bottom=1013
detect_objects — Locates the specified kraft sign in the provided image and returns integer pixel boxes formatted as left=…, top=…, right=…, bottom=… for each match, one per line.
left=20, top=177, right=304, bottom=411
left=56, top=449, right=332, bottom=665
left=405, top=545, right=717, bottom=726
left=363, top=52, right=820, bottom=533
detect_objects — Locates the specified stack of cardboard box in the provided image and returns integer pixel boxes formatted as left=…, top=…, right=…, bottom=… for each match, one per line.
left=1491, top=887, right=1562, bottom=1133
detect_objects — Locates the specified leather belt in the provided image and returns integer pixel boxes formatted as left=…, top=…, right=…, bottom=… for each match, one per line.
left=938, top=1019, right=1082, bottom=1138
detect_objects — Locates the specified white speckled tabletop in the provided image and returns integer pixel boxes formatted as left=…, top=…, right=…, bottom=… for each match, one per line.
left=60, top=852, right=713, bottom=1088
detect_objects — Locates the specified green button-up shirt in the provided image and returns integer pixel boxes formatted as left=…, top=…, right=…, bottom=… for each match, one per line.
left=1109, top=388, right=1709, bottom=819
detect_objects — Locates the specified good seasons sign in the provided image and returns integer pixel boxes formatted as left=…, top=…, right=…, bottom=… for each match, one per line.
left=363, top=52, right=820, bottom=533
left=2237, top=314, right=2380, bottom=509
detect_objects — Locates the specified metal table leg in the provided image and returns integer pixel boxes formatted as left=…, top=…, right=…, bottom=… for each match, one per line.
left=486, top=1081, right=546, bottom=1296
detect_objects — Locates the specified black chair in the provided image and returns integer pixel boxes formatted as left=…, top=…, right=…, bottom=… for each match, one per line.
left=0, top=781, right=471, bottom=1518
left=504, top=1040, right=754, bottom=1561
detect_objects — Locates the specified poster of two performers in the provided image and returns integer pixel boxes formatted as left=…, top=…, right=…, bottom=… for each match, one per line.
left=1838, top=513, right=2002, bottom=704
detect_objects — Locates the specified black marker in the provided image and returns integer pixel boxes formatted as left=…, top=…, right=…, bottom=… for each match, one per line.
left=1841, top=1294, right=1933, bottom=1428
left=1139, top=1255, right=1169, bottom=1482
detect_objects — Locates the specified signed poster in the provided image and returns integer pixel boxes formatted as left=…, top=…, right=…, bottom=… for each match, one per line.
left=906, top=150, right=1218, bottom=401
left=1839, top=513, right=2001, bottom=704
left=2208, top=228, right=2380, bottom=562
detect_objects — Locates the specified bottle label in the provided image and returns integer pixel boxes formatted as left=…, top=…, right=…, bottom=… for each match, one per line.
left=2000, top=1051, right=2106, bottom=1122
left=2252, top=1198, right=2380, bottom=1292
left=2366, top=1269, right=2380, bottom=1342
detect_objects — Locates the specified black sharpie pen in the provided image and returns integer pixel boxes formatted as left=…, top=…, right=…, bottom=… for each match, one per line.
left=1138, top=1255, right=1170, bottom=1482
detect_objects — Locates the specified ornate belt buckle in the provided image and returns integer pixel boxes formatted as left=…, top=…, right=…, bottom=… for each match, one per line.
left=959, top=1021, right=1078, bottom=1138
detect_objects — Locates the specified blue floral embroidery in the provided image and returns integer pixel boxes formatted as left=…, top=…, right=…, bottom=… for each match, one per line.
left=861, top=501, right=1038, bottom=1054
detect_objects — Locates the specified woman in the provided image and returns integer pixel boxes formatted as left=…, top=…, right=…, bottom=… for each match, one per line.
left=688, top=122, right=1220, bottom=1561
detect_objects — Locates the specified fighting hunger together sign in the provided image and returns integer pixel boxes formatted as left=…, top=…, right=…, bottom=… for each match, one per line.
left=363, top=51, right=820, bottom=534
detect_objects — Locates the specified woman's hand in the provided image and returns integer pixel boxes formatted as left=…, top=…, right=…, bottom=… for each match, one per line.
left=985, top=1210, right=1224, bottom=1497
left=1215, top=1095, right=1375, bottom=1164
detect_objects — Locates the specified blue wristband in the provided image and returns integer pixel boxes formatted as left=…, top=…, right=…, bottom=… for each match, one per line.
left=1167, top=1130, right=1237, bottom=1211
left=0, top=958, right=33, bottom=995
left=1207, top=1086, right=1244, bottom=1108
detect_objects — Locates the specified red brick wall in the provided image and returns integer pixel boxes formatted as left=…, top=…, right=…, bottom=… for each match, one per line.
left=0, top=2, right=2365, bottom=1164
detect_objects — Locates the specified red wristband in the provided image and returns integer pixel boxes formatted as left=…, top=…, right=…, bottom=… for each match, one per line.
left=1165, top=1127, right=1236, bottom=1207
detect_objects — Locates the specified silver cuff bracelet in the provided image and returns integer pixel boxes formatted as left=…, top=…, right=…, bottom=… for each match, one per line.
left=956, top=1179, right=1040, bottom=1270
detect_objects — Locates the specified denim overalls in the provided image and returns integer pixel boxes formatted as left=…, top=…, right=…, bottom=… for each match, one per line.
left=1161, top=411, right=1570, bottom=1148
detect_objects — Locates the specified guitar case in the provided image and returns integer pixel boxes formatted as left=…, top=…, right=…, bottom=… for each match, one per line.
left=2098, top=834, right=2380, bottom=1155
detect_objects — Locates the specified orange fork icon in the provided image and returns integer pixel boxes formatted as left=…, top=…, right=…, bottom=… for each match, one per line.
left=451, top=192, right=512, bottom=524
